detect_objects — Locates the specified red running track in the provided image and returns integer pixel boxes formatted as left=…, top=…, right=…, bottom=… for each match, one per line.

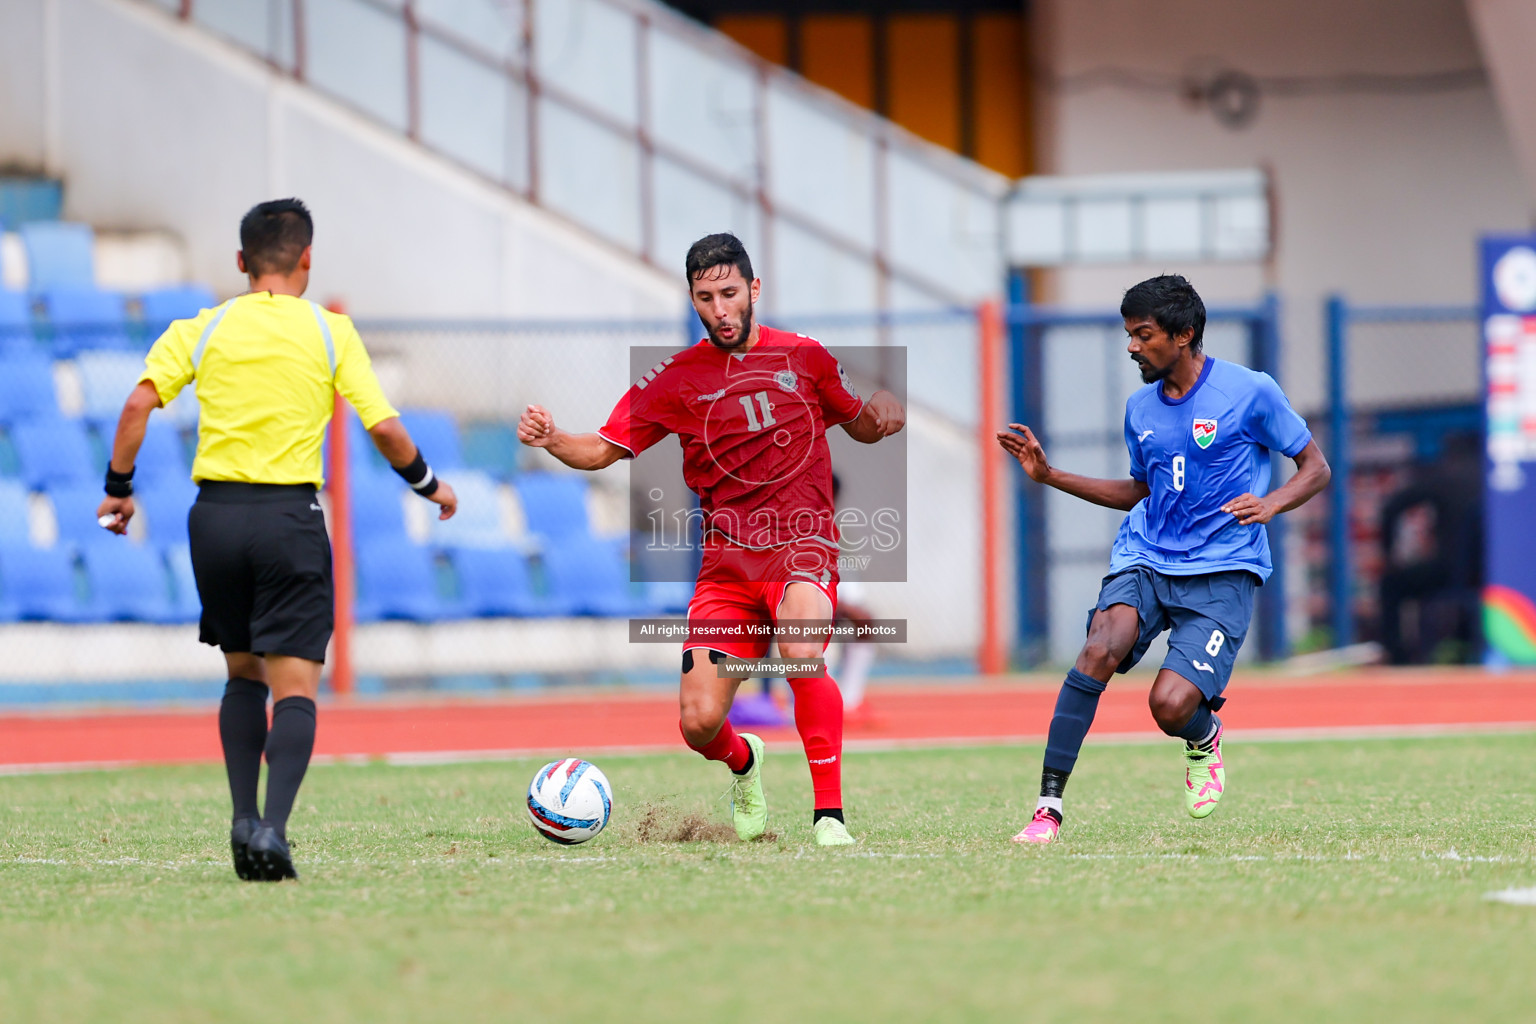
left=2, top=670, right=1534, bottom=770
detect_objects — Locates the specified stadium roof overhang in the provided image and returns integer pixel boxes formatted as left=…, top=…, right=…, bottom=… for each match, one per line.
left=1003, top=168, right=1272, bottom=267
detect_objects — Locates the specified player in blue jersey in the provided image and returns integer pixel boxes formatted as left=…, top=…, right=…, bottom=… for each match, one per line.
left=998, top=275, right=1331, bottom=844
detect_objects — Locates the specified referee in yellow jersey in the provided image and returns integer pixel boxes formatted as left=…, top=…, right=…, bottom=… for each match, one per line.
left=97, top=199, right=457, bottom=881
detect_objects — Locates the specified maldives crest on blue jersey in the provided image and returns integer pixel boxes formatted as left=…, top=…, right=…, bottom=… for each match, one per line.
left=1192, top=418, right=1218, bottom=449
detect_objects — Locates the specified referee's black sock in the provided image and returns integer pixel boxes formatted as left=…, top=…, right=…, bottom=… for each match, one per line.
left=261, top=696, right=317, bottom=840
left=218, top=677, right=269, bottom=822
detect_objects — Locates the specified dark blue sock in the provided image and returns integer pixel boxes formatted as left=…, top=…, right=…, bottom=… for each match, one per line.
left=1043, top=668, right=1107, bottom=774
left=1176, top=705, right=1221, bottom=748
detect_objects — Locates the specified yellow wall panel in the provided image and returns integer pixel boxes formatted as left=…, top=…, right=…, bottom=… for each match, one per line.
left=717, top=14, right=787, bottom=66
left=800, top=15, right=875, bottom=109
left=712, top=9, right=1033, bottom=179
left=971, top=12, right=1032, bottom=177
left=887, top=14, right=960, bottom=152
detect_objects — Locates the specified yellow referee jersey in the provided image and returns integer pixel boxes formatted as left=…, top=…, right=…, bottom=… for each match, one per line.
left=140, top=292, right=398, bottom=486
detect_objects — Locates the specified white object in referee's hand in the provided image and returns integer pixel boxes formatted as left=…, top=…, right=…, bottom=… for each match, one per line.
left=98, top=514, right=118, bottom=529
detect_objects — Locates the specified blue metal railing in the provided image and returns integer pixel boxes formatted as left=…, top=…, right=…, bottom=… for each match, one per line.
left=1323, top=297, right=1478, bottom=649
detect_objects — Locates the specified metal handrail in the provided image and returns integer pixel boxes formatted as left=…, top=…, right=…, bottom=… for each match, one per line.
left=1323, top=296, right=1481, bottom=650
left=162, top=0, right=1009, bottom=309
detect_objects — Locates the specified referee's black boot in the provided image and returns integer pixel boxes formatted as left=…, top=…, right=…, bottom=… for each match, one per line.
left=247, top=825, right=299, bottom=882
left=230, top=817, right=259, bottom=881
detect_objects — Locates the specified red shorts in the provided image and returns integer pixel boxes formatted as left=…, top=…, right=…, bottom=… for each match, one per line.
left=682, top=540, right=839, bottom=660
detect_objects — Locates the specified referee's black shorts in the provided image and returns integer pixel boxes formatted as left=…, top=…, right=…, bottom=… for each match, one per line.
left=187, top=481, right=334, bottom=663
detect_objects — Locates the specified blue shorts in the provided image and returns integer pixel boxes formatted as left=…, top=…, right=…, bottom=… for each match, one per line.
left=1086, top=566, right=1258, bottom=704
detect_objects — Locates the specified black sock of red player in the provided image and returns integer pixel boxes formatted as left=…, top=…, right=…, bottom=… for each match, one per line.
left=261, top=696, right=316, bottom=839
left=788, top=673, right=844, bottom=810
left=733, top=743, right=756, bottom=776
left=218, top=677, right=268, bottom=822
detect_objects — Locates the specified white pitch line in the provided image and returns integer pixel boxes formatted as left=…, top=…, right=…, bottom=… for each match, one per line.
left=1485, top=887, right=1536, bottom=905
left=1433, top=849, right=1511, bottom=863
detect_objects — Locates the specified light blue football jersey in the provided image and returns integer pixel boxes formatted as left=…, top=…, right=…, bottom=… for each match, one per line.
left=1110, top=357, right=1312, bottom=582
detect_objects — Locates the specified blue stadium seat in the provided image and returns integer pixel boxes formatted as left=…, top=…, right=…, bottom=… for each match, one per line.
left=0, top=180, right=63, bottom=226
left=320, top=413, right=390, bottom=482
left=42, top=288, right=129, bottom=355
left=541, top=538, right=646, bottom=616
left=76, top=349, right=147, bottom=419
left=348, top=469, right=410, bottom=544
left=86, top=417, right=187, bottom=487
left=515, top=472, right=592, bottom=541
left=0, top=291, right=35, bottom=351
left=81, top=543, right=178, bottom=622
left=0, top=544, right=86, bottom=621
left=399, top=409, right=464, bottom=469
left=633, top=542, right=698, bottom=614
left=155, top=380, right=199, bottom=428
left=0, top=352, right=59, bottom=423
left=163, top=543, right=201, bottom=622
left=12, top=418, right=94, bottom=489
left=645, top=579, right=695, bottom=615
left=349, top=410, right=390, bottom=476
left=50, top=483, right=118, bottom=549
left=0, top=480, right=33, bottom=546
left=139, top=284, right=216, bottom=339
left=20, top=222, right=94, bottom=290
left=462, top=421, right=521, bottom=479
left=448, top=546, right=543, bottom=617
left=428, top=470, right=509, bottom=549
left=354, top=538, right=445, bottom=621
left=136, top=419, right=190, bottom=485
left=135, top=480, right=197, bottom=546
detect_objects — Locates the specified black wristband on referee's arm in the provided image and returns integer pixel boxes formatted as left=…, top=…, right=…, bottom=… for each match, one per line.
left=393, top=450, right=440, bottom=498
left=104, top=464, right=134, bottom=498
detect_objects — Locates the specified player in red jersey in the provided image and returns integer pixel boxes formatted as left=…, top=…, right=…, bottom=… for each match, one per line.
left=517, top=233, right=905, bottom=846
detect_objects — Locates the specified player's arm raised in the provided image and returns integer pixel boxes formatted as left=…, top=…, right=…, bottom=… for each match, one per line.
left=841, top=390, right=905, bottom=443
left=517, top=404, right=629, bottom=471
left=1221, top=438, right=1331, bottom=525
left=997, top=423, right=1150, bottom=512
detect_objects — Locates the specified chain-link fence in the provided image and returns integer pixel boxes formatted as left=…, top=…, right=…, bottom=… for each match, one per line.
left=1319, top=300, right=1482, bottom=659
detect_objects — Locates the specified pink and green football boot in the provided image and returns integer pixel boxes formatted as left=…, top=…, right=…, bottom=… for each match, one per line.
left=1012, top=807, right=1062, bottom=844
left=1184, top=726, right=1225, bottom=818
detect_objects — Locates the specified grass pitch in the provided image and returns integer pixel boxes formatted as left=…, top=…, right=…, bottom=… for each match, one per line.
left=2, top=733, right=1535, bottom=1023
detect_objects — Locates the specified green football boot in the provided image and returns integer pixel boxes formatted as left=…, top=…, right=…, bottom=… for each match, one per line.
left=730, top=733, right=769, bottom=841
left=1184, top=725, right=1226, bottom=819
left=813, top=817, right=856, bottom=847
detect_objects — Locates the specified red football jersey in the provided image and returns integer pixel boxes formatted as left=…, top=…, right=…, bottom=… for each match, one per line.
left=598, top=326, right=864, bottom=549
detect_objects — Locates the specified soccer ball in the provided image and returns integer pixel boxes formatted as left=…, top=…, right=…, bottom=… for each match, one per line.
left=526, top=758, right=613, bottom=845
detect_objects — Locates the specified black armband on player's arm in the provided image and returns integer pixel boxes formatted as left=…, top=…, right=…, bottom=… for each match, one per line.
left=104, top=464, right=134, bottom=498
left=393, top=449, right=440, bottom=497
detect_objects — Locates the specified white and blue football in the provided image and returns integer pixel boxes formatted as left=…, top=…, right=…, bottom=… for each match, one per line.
left=527, top=758, right=613, bottom=845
